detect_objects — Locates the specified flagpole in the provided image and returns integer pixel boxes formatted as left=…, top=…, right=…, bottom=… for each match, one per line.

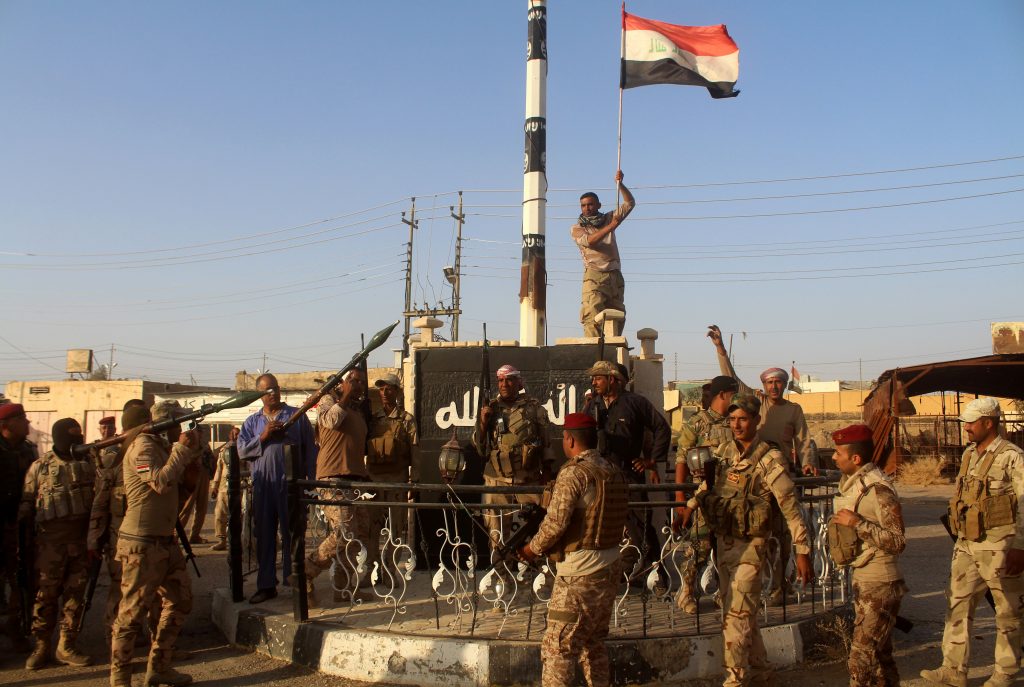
left=617, top=3, right=626, bottom=208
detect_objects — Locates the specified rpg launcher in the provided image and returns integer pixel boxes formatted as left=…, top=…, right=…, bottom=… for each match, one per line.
left=72, top=389, right=272, bottom=458
left=496, top=502, right=548, bottom=564
left=281, top=320, right=400, bottom=430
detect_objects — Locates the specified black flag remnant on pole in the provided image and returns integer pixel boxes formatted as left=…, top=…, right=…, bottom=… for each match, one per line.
left=621, top=8, right=739, bottom=99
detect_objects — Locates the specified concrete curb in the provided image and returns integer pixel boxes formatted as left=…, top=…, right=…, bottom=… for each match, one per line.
left=213, top=588, right=833, bottom=686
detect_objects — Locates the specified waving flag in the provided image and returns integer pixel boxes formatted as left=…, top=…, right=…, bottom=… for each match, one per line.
left=621, top=10, right=739, bottom=98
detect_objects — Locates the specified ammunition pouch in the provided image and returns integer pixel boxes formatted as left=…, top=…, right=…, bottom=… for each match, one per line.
left=702, top=463, right=772, bottom=539
left=36, top=457, right=94, bottom=523
left=827, top=522, right=860, bottom=566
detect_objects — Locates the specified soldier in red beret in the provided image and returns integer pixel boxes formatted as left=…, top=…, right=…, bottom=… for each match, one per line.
left=518, top=412, right=627, bottom=687
left=0, top=403, right=37, bottom=651
left=829, top=424, right=907, bottom=687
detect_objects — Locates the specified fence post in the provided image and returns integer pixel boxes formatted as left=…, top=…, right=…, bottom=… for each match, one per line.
left=286, top=443, right=309, bottom=621
left=227, top=443, right=243, bottom=603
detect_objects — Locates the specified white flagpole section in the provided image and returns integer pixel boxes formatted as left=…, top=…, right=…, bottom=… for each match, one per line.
left=520, top=0, right=547, bottom=347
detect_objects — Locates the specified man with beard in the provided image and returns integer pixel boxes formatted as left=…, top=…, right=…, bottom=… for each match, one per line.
left=570, top=170, right=636, bottom=337
left=19, top=417, right=95, bottom=670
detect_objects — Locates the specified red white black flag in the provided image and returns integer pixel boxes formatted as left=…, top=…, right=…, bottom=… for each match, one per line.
left=621, top=10, right=739, bottom=99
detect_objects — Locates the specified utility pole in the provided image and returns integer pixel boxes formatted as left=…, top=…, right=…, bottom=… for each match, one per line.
left=519, top=0, right=547, bottom=346
left=108, top=344, right=115, bottom=376
left=450, top=192, right=464, bottom=341
left=402, top=198, right=418, bottom=356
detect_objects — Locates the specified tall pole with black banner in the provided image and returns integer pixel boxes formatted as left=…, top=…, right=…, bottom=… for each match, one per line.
left=520, top=0, right=547, bottom=347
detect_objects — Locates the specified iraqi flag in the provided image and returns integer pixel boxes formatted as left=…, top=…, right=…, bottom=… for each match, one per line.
left=621, top=10, right=739, bottom=99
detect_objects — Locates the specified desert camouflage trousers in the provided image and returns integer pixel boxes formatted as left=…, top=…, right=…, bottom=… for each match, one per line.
left=718, top=536, right=771, bottom=687
left=306, top=487, right=372, bottom=591
left=849, top=577, right=906, bottom=687
left=541, top=562, right=620, bottom=687
left=679, top=513, right=712, bottom=599
left=365, top=473, right=411, bottom=574
left=213, top=489, right=229, bottom=542
left=940, top=539, right=1024, bottom=676
left=580, top=268, right=625, bottom=337
left=30, top=533, right=88, bottom=639
left=110, top=536, right=192, bottom=674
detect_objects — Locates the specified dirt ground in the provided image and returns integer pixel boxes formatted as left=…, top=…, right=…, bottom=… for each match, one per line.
left=0, top=484, right=1015, bottom=686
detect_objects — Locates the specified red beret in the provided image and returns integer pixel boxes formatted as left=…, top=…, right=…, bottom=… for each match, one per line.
left=832, top=424, right=873, bottom=446
left=99, top=416, right=116, bottom=425
left=0, top=403, right=25, bottom=421
left=563, top=412, right=597, bottom=430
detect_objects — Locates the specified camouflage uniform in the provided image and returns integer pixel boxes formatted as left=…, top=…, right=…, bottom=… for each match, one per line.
left=88, top=446, right=127, bottom=633
left=472, top=395, right=550, bottom=557
left=210, top=441, right=247, bottom=548
left=695, top=437, right=810, bottom=687
left=365, top=406, right=417, bottom=573
left=19, top=449, right=95, bottom=663
left=936, top=436, right=1024, bottom=681
left=306, top=395, right=370, bottom=599
left=570, top=197, right=635, bottom=338
left=829, top=462, right=907, bottom=687
left=674, top=408, right=731, bottom=609
left=110, top=432, right=198, bottom=686
left=1, top=433, right=37, bottom=643
left=529, top=448, right=627, bottom=687
left=178, top=442, right=214, bottom=542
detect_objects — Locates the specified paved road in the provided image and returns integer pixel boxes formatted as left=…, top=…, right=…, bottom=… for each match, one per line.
left=0, top=486, right=1014, bottom=686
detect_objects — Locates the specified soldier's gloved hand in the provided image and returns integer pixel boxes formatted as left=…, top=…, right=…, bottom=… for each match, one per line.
left=478, top=404, right=494, bottom=428
left=801, top=464, right=818, bottom=476
left=832, top=508, right=861, bottom=528
left=795, top=552, right=813, bottom=585
left=1002, top=548, right=1024, bottom=577
left=517, top=544, right=539, bottom=563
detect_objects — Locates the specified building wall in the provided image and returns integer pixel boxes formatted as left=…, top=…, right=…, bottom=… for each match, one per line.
left=5, top=379, right=229, bottom=452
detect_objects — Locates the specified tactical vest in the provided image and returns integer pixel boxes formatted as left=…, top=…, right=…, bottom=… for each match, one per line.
left=35, top=452, right=95, bottom=523
left=948, top=444, right=1018, bottom=542
left=695, top=411, right=732, bottom=449
left=367, top=412, right=412, bottom=469
left=702, top=442, right=775, bottom=539
left=98, top=448, right=127, bottom=519
left=545, top=456, right=629, bottom=562
left=490, top=398, right=545, bottom=478
left=828, top=467, right=892, bottom=567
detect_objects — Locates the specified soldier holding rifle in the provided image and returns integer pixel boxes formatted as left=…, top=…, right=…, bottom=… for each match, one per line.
left=922, top=398, right=1024, bottom=687
left=237, top=373, right=317, bottom=604
left=472, top=364, right=550, bottom=564
left=0, top=402, right=36, bottom=653
left=19, top=417, right=95, bottom=670
left=518, top=412, right=627, bottom=687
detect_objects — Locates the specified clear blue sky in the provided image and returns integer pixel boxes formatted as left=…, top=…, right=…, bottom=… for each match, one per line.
left=1, top=1, right=1022, bottom=390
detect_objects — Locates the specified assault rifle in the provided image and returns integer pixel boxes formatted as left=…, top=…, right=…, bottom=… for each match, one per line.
left=477, top=324, right=493, bottom=458
left=79, top=527, right=109, bottom=632
left=176, top=518, right=201, bottom=577
left=281, top=320, right=400, bottom=430
left=16, top=520, right=32, bottom=634
left=498, top=502, right=548, bottom=564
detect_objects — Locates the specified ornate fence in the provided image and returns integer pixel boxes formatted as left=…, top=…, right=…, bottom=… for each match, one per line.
left=224, top=445, right=846, bottom=640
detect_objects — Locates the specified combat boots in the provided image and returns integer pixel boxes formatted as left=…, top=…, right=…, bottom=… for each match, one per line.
left=56, top=632, right=93, bottom=667
left=25, top=637, right=50, bottom=670
left=145, top=656, right=193, bottom=686
left=110, top=665, right=133, bottom=687
left=982, top=672, right=1015, bottom=687
left=920, top=666, right=968, bottom=687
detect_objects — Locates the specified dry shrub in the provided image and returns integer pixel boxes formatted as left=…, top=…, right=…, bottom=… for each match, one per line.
left=895, top=455, right=949, bottom=487
left=807, top=612, right=854, bottom=664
